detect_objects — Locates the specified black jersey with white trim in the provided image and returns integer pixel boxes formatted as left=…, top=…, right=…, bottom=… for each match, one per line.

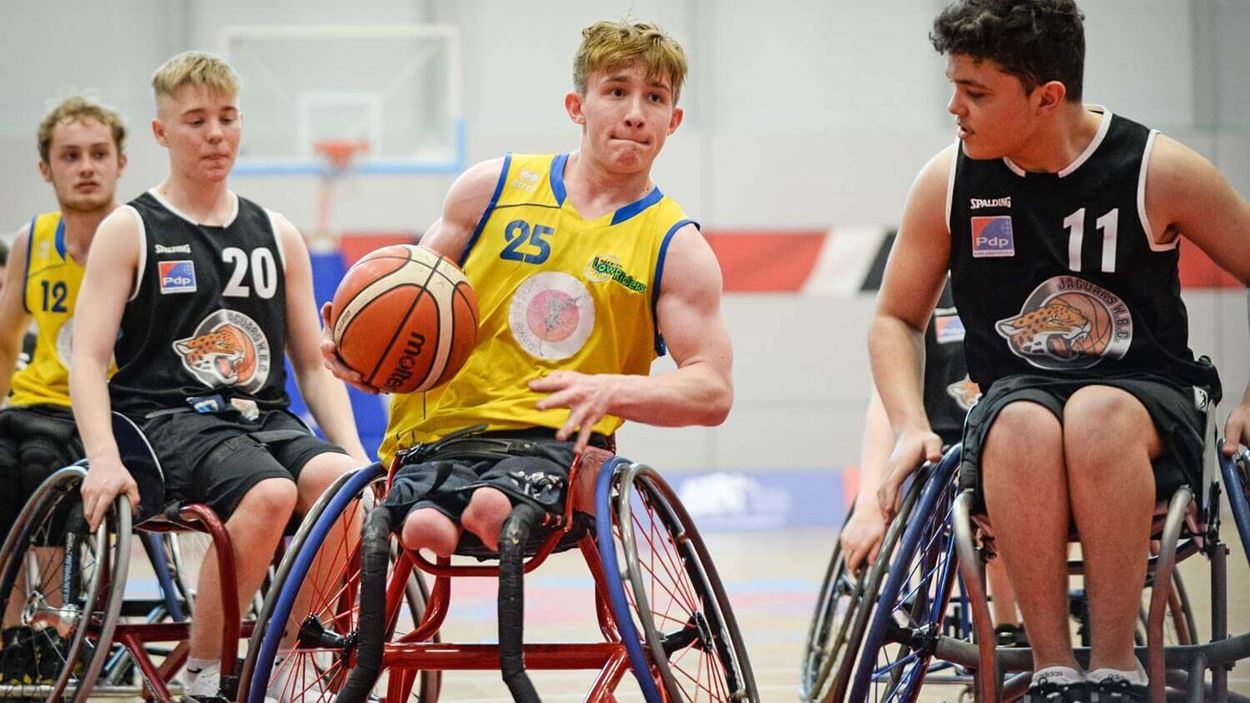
left=109, top=190, right=291, bottom=416
left=947, top=108, right=1219, bottom=398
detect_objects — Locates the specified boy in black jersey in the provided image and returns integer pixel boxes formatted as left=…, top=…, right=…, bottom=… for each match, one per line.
left=71, top=52, right=367, bottom=701
left=869, top=2, right=1250, bottom=701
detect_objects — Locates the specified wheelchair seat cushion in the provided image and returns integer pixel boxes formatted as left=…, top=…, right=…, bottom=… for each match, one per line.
left=958, top=373, right=1209, bottom=513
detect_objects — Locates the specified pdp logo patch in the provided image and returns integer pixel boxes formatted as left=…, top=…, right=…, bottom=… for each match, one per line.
left=159, top=260, right=197, bottom=294
left=970, top=216, right=1015, bottom=258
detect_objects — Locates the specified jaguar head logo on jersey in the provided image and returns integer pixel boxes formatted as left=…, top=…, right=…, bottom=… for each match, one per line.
left=995, top=276, right=1132, bottom=370
left=946, top=375, right=982, bottom=411
left=173, top=309, right=271, bottom=392
left=159, top=260, right=196, bottom=294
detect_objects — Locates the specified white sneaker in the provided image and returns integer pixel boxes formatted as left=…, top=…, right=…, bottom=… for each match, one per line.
left=182, top=663, right=220, bottom=701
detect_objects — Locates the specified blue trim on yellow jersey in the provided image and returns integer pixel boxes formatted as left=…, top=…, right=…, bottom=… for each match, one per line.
left=550, top=153, right=569, bottom=206
left=651, top=218, right=697, bottom=356
left=611, top=187, right=664, bottom=226
left=459, top=153, right=512, bottom=267
left=53, top=218, right=66, bottom=260
left=22, top=215, right=36, bottom=314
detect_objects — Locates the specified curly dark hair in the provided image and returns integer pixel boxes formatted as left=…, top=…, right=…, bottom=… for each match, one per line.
left=931, top=0, right=1085, bottom=101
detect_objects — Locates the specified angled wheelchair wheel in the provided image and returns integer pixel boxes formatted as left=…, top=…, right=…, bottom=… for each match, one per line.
left=1223, top=449, right=1250, bottom=565
left=0, top=466, right=131, bottom=703
left=802, top=466, right=936, bottom=703
left=240, top=464, right=439, bottom=703
left=800, top=507, right=863, bottom=703
left=597, top=459, right=759, bottom=703
left=847, top=448, right=962, bottom=703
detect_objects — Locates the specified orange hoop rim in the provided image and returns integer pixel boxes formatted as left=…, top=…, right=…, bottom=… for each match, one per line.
left=313, top=139, right=370, bottom=170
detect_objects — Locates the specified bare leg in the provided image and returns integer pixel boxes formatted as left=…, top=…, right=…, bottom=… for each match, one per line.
left=400, top=508, right=461, bottom=558
left=461, top=487, right=515, bottom=552
left=189, top=478, right=297, bottom=660
left=1064, top=386, right=1158, bottom=673
left=987, top=557, right=1020, bottom=626
left=982, top=401, right=1078, bottom=672
left=286, top=453, right=362, bottom=647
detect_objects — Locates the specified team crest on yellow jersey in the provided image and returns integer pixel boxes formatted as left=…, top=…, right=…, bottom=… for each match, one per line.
left=508, top=272, right=595, bottom=360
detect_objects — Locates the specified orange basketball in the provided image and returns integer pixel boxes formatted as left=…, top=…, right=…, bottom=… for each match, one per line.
left=330, top=245, right=479, bottom=393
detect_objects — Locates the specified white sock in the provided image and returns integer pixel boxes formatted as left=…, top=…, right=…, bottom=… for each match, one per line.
left=185, top=658, right=218, bottom=676
left=1032, top=665, right=1085, bottom=686
left=1088, top=662, right=1147, bottom=686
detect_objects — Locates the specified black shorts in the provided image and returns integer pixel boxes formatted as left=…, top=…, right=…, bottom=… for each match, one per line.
left=959, top=373, right=1209, bottom=513
left=140, top=408, right=346, bottom=521
left=0, top=405, right=83, bottom=544
left=381, top=429, right=594, bottom=525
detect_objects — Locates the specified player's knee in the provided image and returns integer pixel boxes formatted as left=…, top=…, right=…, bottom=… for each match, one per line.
left=400, top=508, right=459, bottom=557
left=985, top=401, right=1060, bottom=458
left=237, top=477, right=298, bottom=521
left=296, top=452, right=356, bottom=502
left=1064, top=386, right=1150, bottom=448
left=462, top=488, right=513, bottom=547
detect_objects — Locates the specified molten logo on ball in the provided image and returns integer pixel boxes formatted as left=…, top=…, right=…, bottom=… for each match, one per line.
left=384, top=332, right=428, bottom=390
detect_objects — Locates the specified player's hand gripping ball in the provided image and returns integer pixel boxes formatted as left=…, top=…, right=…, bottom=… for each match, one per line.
left=330, top=245, right=478, bottom=393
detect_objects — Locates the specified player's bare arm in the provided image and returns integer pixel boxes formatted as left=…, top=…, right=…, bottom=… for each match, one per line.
left=530, top=222, right=734, bottom=451
left=319, top=157, right=505, bottom=389
left=0, top=226, right=34, bottom=400
left=275, top=211, right=368, bottom=462
left=842, top=391, right=894, bottom=572
left=1144, top=135, right=1250, bottom=454
left=870, top=145, right=955, bottom=520
left=70, top=207, right=141, bottom=529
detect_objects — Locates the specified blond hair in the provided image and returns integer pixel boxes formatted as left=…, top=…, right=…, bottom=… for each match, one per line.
left=573, top=20, right=688, bottom=103
left=37, top=96, right=127, bottom=164
left=151, top=50, right=241, bottom=102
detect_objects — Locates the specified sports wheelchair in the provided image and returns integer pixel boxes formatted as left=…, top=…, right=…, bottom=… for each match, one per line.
left=800, top=450, right=1205, bottom=703
left=808, top=400, right=1250, bottom=703
left=239, top=433, right=760, bottom=703
left=0, top=413, right=336, bottom=703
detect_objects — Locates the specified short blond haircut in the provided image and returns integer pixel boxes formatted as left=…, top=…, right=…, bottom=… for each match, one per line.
left=573, top=20, right=688, bottom=103
left=151, top=50, right=241, bottom=102
left=37, top=96, right=127, bottom=164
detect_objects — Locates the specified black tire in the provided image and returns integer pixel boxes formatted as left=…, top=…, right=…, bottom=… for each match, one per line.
left=606, top=462, right=759, bottom=703
left=239, top=465, right=440, bottom=703
left=0, top=466, right=131, bottom=703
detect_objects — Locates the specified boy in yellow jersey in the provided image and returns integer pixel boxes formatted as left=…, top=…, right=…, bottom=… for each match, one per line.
left=324, top=19, right=732, bottom=560
left=0, top=96, right=127, bottom=684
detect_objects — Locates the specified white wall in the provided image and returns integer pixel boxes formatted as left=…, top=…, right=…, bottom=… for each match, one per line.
left=0, top=0, right=1246, bottom=471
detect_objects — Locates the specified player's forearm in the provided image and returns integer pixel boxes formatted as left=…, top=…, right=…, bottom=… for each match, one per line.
left=0, top=341, right=21, bottom=401
left=853, top=394, right=894, bottom=510
left=868, top=313, right=930, bottom=434
left=608, top=361, right=732, bottom=428
left=295, top=367, right=368, bottom=461
left=70, top=356, right=122, bottom=465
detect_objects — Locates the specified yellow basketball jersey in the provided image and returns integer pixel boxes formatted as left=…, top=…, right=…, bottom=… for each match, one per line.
left=10, top=212, right=83, bottom=407
left=379, top=153, right=696, bottom=462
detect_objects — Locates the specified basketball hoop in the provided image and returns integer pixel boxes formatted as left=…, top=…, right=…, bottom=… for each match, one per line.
left=311, top=140, right=369, bottom=252
left=313, top=139, right=370, bottom=175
